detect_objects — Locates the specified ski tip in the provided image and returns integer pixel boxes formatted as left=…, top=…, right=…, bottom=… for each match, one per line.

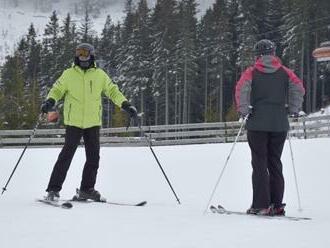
left=209, top=205, right=218, bottom=213
left=62, top=201, right=73, bottom=209
left=217, top=204, right=225, bottom=210
left=136, top=201, right=147, bottom=206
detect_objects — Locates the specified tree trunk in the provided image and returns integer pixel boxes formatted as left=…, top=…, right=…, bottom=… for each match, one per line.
left=165, top=61, right=169, bottom=125
left=306, top=38, right=311, bottom=114
left=140, top=87, right=144, bottom=126
left=219, top=59, right=224, bottom=122
left=183, top=51, right=188, bottom=124
left=300, top=36, right=306, bottom=112
left=204, top=57, right=208, bottom=122
left=312, top=33, right=318, bottom=112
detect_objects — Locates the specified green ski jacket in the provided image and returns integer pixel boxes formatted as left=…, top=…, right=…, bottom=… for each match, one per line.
left=47, top=65, right=127, bottom=129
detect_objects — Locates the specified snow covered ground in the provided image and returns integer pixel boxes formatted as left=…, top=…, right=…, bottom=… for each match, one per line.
left=0, top=137, right=329, bottom=248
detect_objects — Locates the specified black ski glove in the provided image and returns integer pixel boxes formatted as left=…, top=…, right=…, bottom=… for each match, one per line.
left=239, top=105, right=253, bottom=121
left=121, top=101, right=138, bottom=119
left=41, top=98, right=55, bottom=113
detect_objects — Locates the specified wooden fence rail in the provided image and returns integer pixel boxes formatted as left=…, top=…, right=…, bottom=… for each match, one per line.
left=1, top=115, right=330, bottom=148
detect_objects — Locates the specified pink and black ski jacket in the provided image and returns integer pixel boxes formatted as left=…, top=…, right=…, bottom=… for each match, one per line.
left=235, top=55, right=305, bottom=132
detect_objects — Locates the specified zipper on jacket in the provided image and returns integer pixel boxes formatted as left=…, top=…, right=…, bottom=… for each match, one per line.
left=90, top=80, right=93, bottom=93
left=99, top=105, right=101, bottom=122
left=82, top=76, right=86, bottom=127
left=68, top=103, right=72, bottom=121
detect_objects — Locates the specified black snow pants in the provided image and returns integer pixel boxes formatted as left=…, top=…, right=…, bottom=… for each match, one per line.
left=46, top=126, right=100, bottom=192
left=247, top=130, right=287, bottom=209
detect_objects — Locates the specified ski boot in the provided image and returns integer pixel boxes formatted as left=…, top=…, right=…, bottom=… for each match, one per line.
left=271, top=203, right=286, bottom=216
left=44, top=191, right=60, bottom=202
left=246, top=206, right=272, bottom=216
left=72, top=188, right=106, bottom=202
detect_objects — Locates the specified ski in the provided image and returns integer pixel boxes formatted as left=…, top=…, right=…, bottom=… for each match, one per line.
left=210, top=205, right=311, bottom=221
left=105, top=200, right=147, bottom=207
left=36, top=199, right=73, bottom=209
left=69, top=197, right=147, bottom=207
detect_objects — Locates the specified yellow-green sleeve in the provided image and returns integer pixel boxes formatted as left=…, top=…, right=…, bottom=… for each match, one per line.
left=47, top=71, right=68, bottom=101
left=102, top=73, right=127, bottom=107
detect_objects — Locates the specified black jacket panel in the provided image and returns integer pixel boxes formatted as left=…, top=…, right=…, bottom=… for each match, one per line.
left=246, top=68, right=290, bottom=132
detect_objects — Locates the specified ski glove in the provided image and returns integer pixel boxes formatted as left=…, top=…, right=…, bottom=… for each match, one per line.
left=121, top=101, right=138, bottom=119
left=41, top=98, right=55, bottom=114
left=289, top=112, right=299, bottom=118
left=239, top=105, right=253, bottom=121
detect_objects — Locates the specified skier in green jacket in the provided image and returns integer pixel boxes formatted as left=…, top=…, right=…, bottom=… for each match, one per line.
left=41, top=43, right=137, bottom=202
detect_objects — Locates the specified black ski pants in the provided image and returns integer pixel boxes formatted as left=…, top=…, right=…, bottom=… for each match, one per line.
left=46, top=126, right=100, bottom=192
left=247, top=130, right=287, bottom=209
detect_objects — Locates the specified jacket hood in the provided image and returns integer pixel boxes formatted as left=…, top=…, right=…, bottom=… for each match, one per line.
left=254, top=55, right=282, bottom=73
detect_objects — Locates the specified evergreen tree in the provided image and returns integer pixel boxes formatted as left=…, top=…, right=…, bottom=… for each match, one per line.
left=197, top=8, right=216, bottom=122
left=150, top=0, right=179, bottom=125
left=99, top=15, right=116, bottom=66
left=59, top=13, right=78, bottom=70
left=132, top=0, right=153, bottom=125
left=24, top=24, right=42, bottom=127
left=175, top=0, right=199, bottom=123
left=282, top=0, right=321, bottom=113
left=0, top=51, right=26, bottom=129
left=235, top=0, right=258, bottom=70
left=78, top=7, right=96, bottom=43
left=98, top=15, right=117, bottom=127
left=41, top=11, right=61, bottom=93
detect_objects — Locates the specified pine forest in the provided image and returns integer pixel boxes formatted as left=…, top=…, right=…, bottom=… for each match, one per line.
left=0, top=0, right=329, bottom=129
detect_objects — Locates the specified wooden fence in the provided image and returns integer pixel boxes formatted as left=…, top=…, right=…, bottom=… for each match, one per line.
left=1, top=115, right=330, bottom=148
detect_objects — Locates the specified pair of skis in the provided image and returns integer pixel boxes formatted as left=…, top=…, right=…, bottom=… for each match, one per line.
left=36, top=199, right=311, bottom=221
left=210, top=205, right=311, bottom=221
left=36, top=198, right=147, bottom=209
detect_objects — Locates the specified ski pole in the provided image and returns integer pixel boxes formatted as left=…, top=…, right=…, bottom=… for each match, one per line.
left=203, top=114, right=249, bottom=214
left=287, top=131, right=303, bottom=211
left=131, top=114, right=181, bottom=204
left=1, top=113, right=43, bottom=195
left=144, top=130, right=181, bottom=204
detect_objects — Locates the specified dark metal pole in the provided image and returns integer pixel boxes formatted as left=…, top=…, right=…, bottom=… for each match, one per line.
left=1, top=114, right=43, bottom=195
left=144, top=130, right=181, bottom=204
left=131, top=114, right=181, bottom=204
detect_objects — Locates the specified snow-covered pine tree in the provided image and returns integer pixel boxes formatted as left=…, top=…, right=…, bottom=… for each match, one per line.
left=78, top=7, right=96, bottom=44
left=98, top=15, right=116, bottom=127
left=281, top=0, right=322, bottom=113
left=0, top=40, right=26, bottom=129
left=263, top=0, right=285, bottom=56
left=58, top=13, right=78, bottom=70
left=131, top=0, right=152, bottom=126
left=200, top=0, right=233, bottom=122
left=24, top=24, right=42, bottom=128
left=149, top=0, right=179, bottom=125
left=235, top=0, right=258, bottom=71
left=40, top=11, right=61, bottom=93
left=175, top=0, right=198, bottom=124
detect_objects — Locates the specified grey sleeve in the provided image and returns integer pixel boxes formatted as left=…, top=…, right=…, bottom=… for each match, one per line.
left=288, top=82, right=304, bottom=114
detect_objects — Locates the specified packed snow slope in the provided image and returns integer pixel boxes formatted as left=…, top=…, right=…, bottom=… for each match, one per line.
left=0, top=138, right=329, bottom=248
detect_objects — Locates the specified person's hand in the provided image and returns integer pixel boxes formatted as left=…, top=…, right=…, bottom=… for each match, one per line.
left=121, top=101, right=138, bottom=119
left=41, top=98, right=55, bottom=114
left=289, top=112, right=299, bottom=118
left=238, top=106, right=253, bottom=122
left=47, top=111, right=59, bottom=123
left=238, top=114, right=249, bottom=123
